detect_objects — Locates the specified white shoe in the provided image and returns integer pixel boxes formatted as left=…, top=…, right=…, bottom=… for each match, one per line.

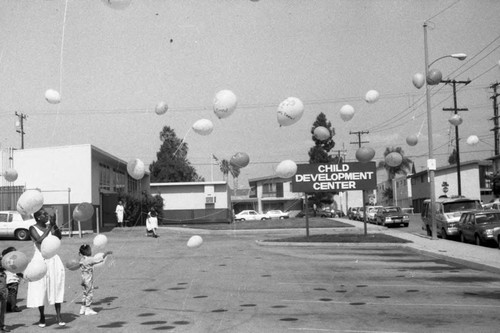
left=79, top=306, right=86, bottom=315
left=85, top=308, right=97, bottom=315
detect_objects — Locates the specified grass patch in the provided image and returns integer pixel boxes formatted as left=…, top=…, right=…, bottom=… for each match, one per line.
left=266, top=233, right=411, bottom=243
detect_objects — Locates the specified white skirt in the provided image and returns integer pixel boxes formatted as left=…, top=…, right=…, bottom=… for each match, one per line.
left=26, top=249, right=65, bottom=307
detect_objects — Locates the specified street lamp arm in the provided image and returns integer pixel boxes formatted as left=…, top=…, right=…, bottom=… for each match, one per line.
left=428, top=53, right=467, bottom=68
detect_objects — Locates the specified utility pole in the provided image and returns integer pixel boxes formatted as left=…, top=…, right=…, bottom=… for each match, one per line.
left=349, top=130, right=369, bottom=148
left=490, top=82, right=500, bottom=156
left=442, top=79, right=471, bottom=196
left=15, top=112, right=27, bottom=149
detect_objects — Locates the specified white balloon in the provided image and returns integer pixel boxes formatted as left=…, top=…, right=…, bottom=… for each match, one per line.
left=45, top=89, right=61, bottom=104
left=93, top=252, right=107, bottom=267
left=192, top=119, right=214, bottom=136
left=24, top=259, right=47, bottom=282
left=127, top=159, right=145, bottom=180
left=3, top=168, right=18, bottom=182
left=213, top=90, right=238, bottom=119
left=155, top=101, right=168, bottom=115
left=339, top=104, right=355, bottom=121
left=187, top=235, right=203, bottom=248
left=276, top=160, right=298, bottom=178
left=277, top=97, right=304, bottom=126
left=313, top=126, right=330, bottom=141
left=101, top=0, right=132, bottom=10
left=412, top=73, right=425, bottom=89
left=466, top=135, right=479, bottom=145
left=93, top=234, right=108, bottom=248
left=17, top=189, right=44, bottom=216
left=364, top=90, right=379, bottom=104
left=41, top=235, right=61, bottom=259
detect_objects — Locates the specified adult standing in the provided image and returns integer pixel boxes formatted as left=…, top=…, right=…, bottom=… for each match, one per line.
left=115, top=200, right=125, bottom=228
left=27, top=208, right=65, bottom=327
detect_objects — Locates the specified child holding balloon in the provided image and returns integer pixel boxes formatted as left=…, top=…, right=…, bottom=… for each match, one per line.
left=78, top=244, right=112, bottom=315
left=0, top=259, right=9, bottom=332
left=1, top=247, right=22, bottom=313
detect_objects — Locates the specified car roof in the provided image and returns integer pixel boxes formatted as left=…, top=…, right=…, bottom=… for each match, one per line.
left=424, top=196, right=480, bottom=204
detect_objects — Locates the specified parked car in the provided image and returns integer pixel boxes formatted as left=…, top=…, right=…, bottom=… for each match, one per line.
left=234, top=210, right=270, bottom=221
left=319, top=209, right=335, bottom=218
left=0, top=211, right=36, bottom=240
left=457, top=210, right=500, bottom=247
left=366, top=205, right=383, bottom=223
left=347, top=207, right=360, bottom=220
left=266, top=210, right=289, bottom=219
left=421, top=196, right=482, bottom=239
left=374, top=206, right=410, bottom=227
left=355, top=207, right=366, bottom=221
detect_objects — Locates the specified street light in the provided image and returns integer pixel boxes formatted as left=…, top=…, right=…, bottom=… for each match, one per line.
left=423, top=22, right=467, bottom=240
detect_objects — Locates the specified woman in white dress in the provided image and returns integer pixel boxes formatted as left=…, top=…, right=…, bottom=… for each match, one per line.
left=27, top=208, right=65, bottom=328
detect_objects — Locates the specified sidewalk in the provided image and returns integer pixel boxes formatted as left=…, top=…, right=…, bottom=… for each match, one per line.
left=329, top=218, right=500, bottom=275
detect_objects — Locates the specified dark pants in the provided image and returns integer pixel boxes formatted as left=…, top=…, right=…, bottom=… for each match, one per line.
left=6, top=283, right=18, bottom=311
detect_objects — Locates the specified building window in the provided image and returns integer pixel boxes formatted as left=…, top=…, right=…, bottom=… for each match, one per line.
left=99, top=163, right=111, bottom=191
left=262, top=182, right=277, bottom=198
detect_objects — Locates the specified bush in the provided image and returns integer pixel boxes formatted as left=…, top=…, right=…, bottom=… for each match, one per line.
left=118, top=191, right=163, bottom=226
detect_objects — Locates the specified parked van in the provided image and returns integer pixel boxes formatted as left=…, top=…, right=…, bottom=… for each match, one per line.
left=421, top=196, right=482, bottom=239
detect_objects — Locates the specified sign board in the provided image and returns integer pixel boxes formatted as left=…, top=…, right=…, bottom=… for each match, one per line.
left=291, top=162, right=377, bottom=193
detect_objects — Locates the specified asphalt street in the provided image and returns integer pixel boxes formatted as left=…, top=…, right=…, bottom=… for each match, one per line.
left=1, top=218, right=499, bottom=332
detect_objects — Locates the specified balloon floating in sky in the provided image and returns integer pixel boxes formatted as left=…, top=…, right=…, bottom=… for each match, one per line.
left=17, top=189, right=44, bottom=216
left=73, top=202, right=94, bottom=221
left=412, top=73, right=425, bottom=89
left=45, top=89, right=61, bottom=104
left=406, top=135, right=418, bottom=146
left=1, top=251, right=29, bottom=274
left=275, top=160, right=298, bottom=178
left=93, top=234, right=108, bottom=248
left=364, top=90, right=379, bottom=104
left=277, top=97, right=304, bottom=126
left=127, top=158, right=145, bottom=180
left=426, top=69, right=442, bottom=85
left=355, top=147, right=375, bottom=163
left=448, top=114, right=463, bottom=126
left=41, top=234, right=61, bottom=260
left=213, top=90, right=238, bottom=119
left=230, top=152, right=250, bottom=169
left=101, top=0, right=132, bottom=10
left=187, top=235, right=203, bottom=248
left=339, top=104, right=355, bottom=121
left=154, top=101, right=168, bottom=115
left=466, top=135, right=479, bottom=146
left=24, top=259, right=47, bottom=282
left=313, top=126, right=330, bottom=141
left=385, top=152, right=403, bottom=167
left=192, top=119, right=214, bottom=136
left=3, top=168, right=18, bottom=182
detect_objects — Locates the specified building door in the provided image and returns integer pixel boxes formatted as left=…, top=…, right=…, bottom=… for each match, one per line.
left=101, top=192, right=118, bottom=228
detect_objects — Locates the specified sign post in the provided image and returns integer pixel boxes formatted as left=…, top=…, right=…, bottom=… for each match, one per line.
left=292, top=162, right=377, bottom=237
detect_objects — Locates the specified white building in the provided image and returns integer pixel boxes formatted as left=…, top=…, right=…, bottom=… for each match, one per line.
left=0, top=144, right=149, bottom=232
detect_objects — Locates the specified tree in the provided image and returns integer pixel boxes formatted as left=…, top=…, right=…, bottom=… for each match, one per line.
left=212, top=155, right=241, bottom=188
left=382, top=187, right=393, bottom=203
left=149, top=126, right=204, bottom=182
left=383, top=147, right=412, bottom=181
left=448, top=148, right=457, bottom=165
left=307, top=113, right=338, bottom=208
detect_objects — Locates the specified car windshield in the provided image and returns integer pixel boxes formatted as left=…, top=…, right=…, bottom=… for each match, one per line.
left=443, top=200, right=481, bottom=213
left=386, top=207, right=401, bottom=213
left=476, top=213, right=500, bottom=224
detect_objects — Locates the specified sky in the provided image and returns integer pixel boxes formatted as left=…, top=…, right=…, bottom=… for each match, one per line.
left=0, top=0, right=499, bottom=188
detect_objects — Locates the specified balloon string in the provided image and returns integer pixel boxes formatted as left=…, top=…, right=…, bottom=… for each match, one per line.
left=50, top=0, right=69, bottom=142
left=417, top=117, right=425, bottom=137
left=173, top=127, right=191, bottom=156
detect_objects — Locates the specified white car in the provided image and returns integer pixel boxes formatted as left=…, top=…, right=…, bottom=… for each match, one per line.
left=366, top=206, right=383, bottom=222
left=266, top=210, right=290, bottom=219
left=0, top=211, right=36, bottom=240
left=234, top=210, right=270, bottom=221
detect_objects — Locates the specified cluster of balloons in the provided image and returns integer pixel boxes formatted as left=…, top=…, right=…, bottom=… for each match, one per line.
left=187, top=235, right=203, bottom=248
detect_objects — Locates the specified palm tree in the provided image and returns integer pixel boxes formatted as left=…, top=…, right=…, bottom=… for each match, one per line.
left=383, top=147, right=412, bottom=180
left=212, top=155, right=241, bottom=188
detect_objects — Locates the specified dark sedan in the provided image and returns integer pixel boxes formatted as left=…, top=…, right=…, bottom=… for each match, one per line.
left=374, top=206, right=409, bottom=227
left=457, top=210, right=500, bottom=247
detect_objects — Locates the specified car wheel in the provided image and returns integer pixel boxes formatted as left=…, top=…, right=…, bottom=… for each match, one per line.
left=279, top=216, right=285, bottom=219
left=240, top=218, right=246, bottom=222
left=460, top=233, right=466, bottom=243
left=15, top=229, right=30, bottom=241
left=475, top=235, right=481, bottom=246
